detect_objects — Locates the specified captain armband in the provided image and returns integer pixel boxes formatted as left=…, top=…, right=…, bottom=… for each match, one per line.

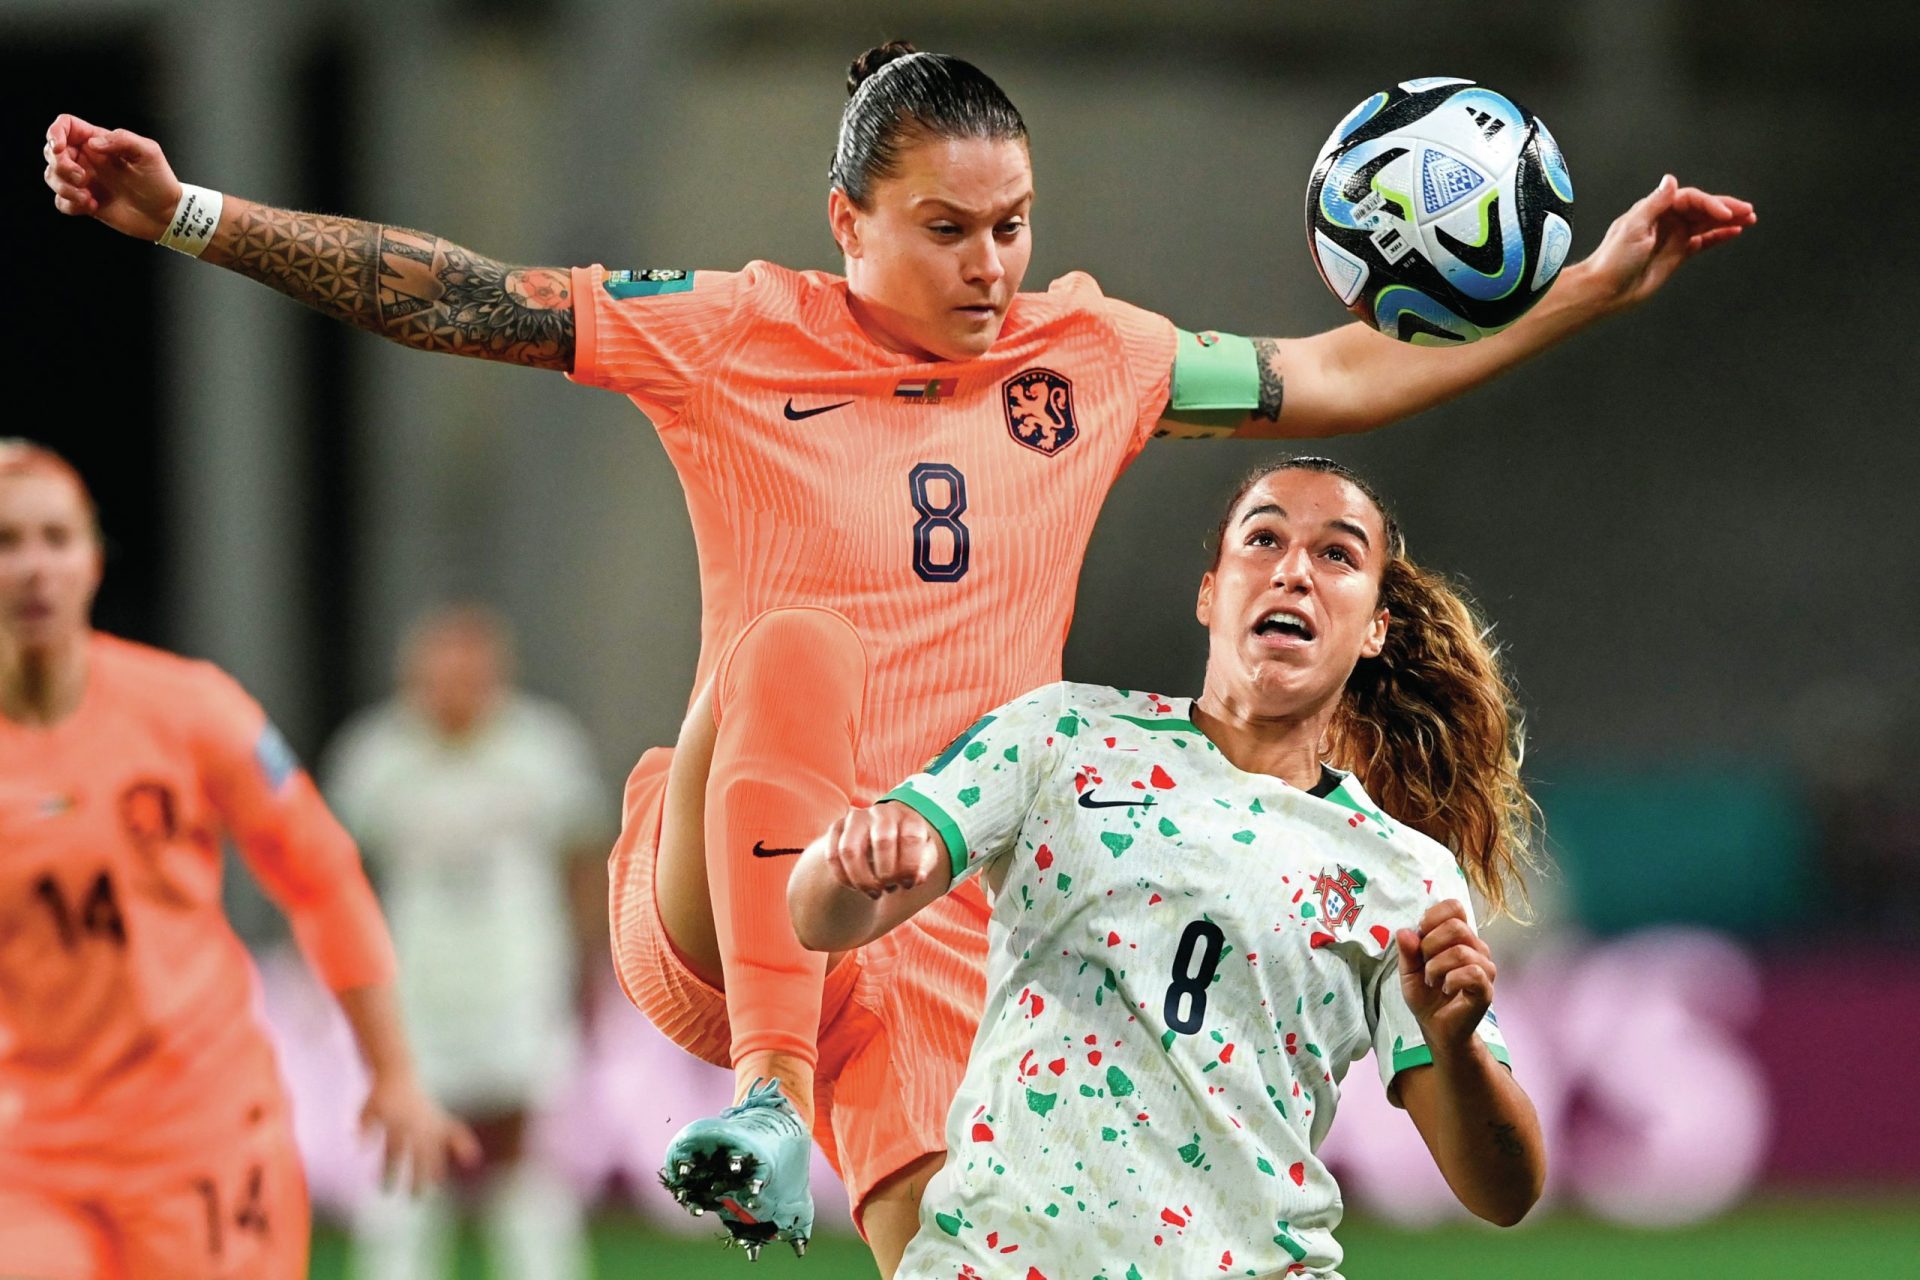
left=1155, top=328, right=1265, bottom=439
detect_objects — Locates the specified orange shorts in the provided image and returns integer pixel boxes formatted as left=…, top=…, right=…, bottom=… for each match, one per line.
left=609, top=746, right=989, bottom=1229
left=0, top=1091, right=309, bottom=1280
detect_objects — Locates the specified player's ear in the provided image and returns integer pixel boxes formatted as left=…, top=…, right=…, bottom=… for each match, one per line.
left=1196, top=570, right=1215, bottom=628
left=828, top=187, right=863, bottom=258
left=1361, top=605, right=1388, bottom=659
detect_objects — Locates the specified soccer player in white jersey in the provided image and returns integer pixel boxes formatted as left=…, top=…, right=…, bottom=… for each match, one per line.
left=791, top=457, right=1543, bottom=1279
left=322, top=605, right=612, bottom=1280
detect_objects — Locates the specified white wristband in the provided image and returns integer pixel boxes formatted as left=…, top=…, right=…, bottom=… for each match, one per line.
left=157, top=184, right=224, bottom=257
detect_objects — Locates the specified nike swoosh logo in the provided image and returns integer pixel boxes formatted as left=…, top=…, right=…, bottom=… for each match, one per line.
left=1077, top=790, right=1154, bottom=810
left=752, top=841, right=804, bottom=858
left=783, top=399, right=853, bottom=421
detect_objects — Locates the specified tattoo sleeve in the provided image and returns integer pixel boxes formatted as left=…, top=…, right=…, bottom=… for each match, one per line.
left=1251, top=336, right=1285, bottom=423
left=201, top=200, right=575, bottom=371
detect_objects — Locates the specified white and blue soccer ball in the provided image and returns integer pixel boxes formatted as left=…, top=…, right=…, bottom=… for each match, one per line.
left=1306, top=77, right=1575, bottom=344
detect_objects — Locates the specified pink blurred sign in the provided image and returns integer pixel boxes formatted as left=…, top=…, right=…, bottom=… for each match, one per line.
left=254, top=931, right=1920, bottom=1231
left=1748, top=950, right=1920, bottom=1185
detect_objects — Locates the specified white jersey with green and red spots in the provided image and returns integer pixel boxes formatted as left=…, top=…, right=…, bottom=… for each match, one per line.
left=885, top=682, right=1510, bottom=1280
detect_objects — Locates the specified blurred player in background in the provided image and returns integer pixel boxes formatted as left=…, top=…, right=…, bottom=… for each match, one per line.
left=43, top=37, right=1749, bottom=1273
left=322, top=603, right=612, bottom=1280
left=0, top=440, right=476, bottom=1280
left=790, top=458, right=1544, bottom=1277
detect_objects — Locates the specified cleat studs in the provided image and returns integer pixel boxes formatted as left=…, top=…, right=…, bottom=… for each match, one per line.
left=678, top=1162, right=692, bottom=1177
left=744, top=1242, right=762, bottom=1262
left=750, top=1178, right=764, bottom=1195
left=791, top=1237, right=808, bottom=1257
left=729, top=1156, right=744, bottom=1174
left=690, top=1206, right=704, bottom=1216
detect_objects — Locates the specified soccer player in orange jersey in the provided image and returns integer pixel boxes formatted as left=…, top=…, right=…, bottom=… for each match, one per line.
left=43, top=38, right=1752, bottom=1273
left=0, top=442, right=479, bottom=1280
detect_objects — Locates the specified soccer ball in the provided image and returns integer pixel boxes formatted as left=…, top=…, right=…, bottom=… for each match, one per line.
left=1305, top=77, right=1574, bottom=344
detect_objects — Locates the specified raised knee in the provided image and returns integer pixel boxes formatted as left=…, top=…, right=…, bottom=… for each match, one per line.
left=725, top=608, right=867, bottom=705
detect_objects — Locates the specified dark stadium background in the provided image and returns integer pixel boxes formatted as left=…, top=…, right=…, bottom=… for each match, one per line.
left=7, top=2, right=1918, bottom=1276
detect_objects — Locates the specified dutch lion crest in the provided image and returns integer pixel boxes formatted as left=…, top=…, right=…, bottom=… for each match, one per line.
left=1002, top=367, right=1078, bottom=456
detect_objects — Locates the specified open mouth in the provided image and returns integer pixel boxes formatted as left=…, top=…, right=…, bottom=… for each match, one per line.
left=1252, top=609, right=1315, bottom=643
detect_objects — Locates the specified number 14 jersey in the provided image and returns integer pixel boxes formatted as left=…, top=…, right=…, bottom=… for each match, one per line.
left=885, top=683, right=1512, bottom=1280
left=568, top=263, right=1176, bottom=799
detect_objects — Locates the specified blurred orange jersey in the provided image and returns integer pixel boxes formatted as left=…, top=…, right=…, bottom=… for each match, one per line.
left=0, top=635, right=395, bottom=1156
left=569, top=263, right=1177, bottom=797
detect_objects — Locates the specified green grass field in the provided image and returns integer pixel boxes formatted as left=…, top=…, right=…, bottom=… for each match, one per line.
left=310, top=1195, right=1920, bottom=1279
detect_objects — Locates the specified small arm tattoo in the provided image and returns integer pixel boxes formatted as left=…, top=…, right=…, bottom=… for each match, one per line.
left=204, top=203, right=574, bottom=371
left=1251, top=336, right=1284, bottom=422
left=1488, top=1121, right=1526, bottom=1159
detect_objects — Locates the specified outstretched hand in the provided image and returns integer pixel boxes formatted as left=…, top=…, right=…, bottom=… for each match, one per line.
left=1582, top=174, right=1755, bottom=312
left=43, top=114, right=183, bottom=241
left=1395, top=900, right=1498, bottom=1057
left=358, top=1071, right=483, bottom=1195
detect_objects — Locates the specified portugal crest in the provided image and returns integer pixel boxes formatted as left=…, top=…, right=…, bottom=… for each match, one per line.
left=1312, top=864, right=1368, bottom=932
left=1002, top=367, right=1078, bottom=456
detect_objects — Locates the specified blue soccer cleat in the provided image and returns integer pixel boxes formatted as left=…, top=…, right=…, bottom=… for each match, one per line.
left=660, top=1078, right=815, bottom=1260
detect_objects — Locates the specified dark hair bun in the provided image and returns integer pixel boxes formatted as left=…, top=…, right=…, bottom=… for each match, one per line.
left=847, top=40, right=918, bottom=96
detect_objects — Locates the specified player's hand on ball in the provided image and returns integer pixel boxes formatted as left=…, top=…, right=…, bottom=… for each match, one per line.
left=359, top=1070, right=483, bottom=1195
left=821, top=802, right=944, bottom=900
left=1395, top=900, right=1498, bottom=1057
left=1586, top=173, right=1756, bottom=312
left=42, top=114, right=183, bottom=241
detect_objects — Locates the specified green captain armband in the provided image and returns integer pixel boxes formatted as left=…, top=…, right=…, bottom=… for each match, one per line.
left=1162, top=328, right=1263, bottom=438
left=1171, top=328, right=1262, bottom=410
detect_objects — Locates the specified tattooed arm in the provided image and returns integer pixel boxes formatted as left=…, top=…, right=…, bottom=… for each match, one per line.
left=43, top=114, right=573, bottom=371
left=203, top=200, right=573, bottom=369
left=1230, top=265, right=1606, bottom=441
left=1158, top=315, right=1590, bottom=443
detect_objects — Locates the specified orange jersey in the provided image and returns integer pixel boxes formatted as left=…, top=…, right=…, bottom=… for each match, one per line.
left=569, top=263, right=1177, bottom=797
left=0, top=635, right=395, bottom=1155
